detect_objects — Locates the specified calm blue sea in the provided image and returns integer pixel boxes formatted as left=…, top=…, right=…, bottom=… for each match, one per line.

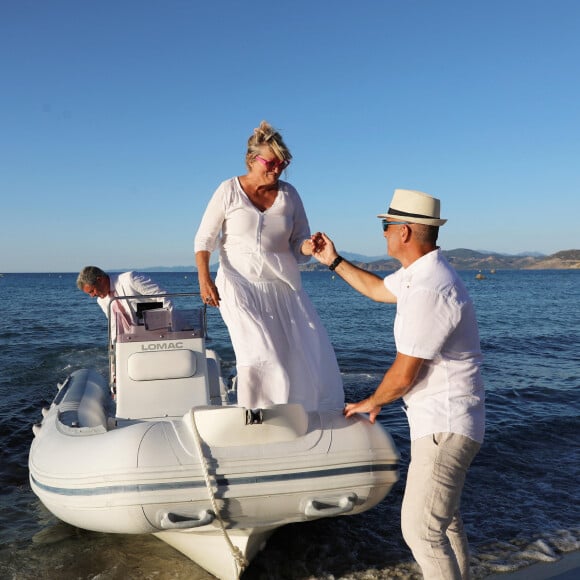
left=0, top=270, right=578, bottom=579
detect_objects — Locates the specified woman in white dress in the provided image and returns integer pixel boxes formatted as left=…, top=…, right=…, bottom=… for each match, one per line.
left=194, top=121, right=344, bottom=412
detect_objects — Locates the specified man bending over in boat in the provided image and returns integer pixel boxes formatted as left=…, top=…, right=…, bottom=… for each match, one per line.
left=76, top=266, right=174, bottom=338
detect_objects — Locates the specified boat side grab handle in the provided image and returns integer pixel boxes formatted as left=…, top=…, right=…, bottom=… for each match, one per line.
left=159, top=509, right=215, bottom=529
left=304, top=493, right=357, bottom=518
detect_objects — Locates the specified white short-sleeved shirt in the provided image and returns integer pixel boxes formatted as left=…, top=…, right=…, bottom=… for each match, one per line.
left=97, top=271, right=172, bottom=337
left=97, top=271, right=171, bottom=321
left=384, top=249, right=485, bottom=443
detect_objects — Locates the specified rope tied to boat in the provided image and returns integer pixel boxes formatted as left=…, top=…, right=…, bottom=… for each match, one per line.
left=189, top=408, right=249, bottom=578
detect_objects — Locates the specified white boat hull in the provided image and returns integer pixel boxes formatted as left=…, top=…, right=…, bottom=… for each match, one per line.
left=29, top=300, right=399, bottom=579
left=155, top=527, right=277, bottom=580
left=30, top=369, right=397, bottom=532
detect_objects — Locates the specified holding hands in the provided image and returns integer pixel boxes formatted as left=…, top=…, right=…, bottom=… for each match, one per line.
left=302, top=232, right=327, bottom=256
left=309, top=232, right=339, bottom=266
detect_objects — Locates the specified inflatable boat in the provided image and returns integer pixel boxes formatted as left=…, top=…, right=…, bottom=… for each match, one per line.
left=29, top=294, right=399, bottom=579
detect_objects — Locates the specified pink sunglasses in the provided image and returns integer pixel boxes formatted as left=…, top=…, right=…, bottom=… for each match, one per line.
left=255, top=155, right=290, bottom=171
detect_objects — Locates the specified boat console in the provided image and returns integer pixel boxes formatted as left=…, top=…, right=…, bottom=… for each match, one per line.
left=111, top=295, right=224, bottom=420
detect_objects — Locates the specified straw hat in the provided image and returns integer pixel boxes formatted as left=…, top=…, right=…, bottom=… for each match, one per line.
left=377, top=189, right=447, bottom=226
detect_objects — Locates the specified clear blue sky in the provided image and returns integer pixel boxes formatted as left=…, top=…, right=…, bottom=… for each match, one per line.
left=1, top=0, right=579, bottom=272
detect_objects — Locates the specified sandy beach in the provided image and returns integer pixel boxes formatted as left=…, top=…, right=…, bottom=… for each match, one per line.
left=486, top=550, right=580, bottom=579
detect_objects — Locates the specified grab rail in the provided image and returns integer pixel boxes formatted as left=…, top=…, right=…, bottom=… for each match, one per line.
left=159, top=509, right=215, bottom=529
left=304, top=493, right=357, bottom=517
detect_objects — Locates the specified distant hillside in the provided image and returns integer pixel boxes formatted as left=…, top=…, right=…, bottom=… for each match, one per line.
left=299, top=249, right=580, bottom=272
left=140, top=249, right=580, bottom=273
left=522, top=249, right=580, bottom=270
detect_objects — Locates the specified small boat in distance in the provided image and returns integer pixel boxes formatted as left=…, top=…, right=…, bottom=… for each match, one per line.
left=475, top=271, right=486, bottom=280
left=29, top=293, right=399, bottom=579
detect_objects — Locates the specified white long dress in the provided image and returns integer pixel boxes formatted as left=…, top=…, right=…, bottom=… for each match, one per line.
left=194, top=177, right=345, bottom=412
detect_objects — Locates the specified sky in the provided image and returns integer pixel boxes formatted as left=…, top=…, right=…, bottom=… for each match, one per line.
left=1, top=0, right=579, bottom=272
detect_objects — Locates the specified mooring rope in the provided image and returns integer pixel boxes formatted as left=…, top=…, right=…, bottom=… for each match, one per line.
left=189, top=408, right=248, bottom=578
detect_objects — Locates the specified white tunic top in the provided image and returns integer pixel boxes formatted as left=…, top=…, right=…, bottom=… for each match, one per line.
left=194, top=178, right=345, bottom=412
left=384, top=249, right=485, bottom=443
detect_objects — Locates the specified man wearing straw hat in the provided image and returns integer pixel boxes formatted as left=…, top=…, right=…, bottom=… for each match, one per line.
left=312, top=189, right=485, bottom=580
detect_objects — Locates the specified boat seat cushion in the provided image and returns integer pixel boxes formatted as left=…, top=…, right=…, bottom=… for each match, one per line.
left=127, top=349, right=197, bottom=381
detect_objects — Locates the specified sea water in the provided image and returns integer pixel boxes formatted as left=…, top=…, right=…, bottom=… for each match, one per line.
left=0, top=270, right=578, bottom=579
